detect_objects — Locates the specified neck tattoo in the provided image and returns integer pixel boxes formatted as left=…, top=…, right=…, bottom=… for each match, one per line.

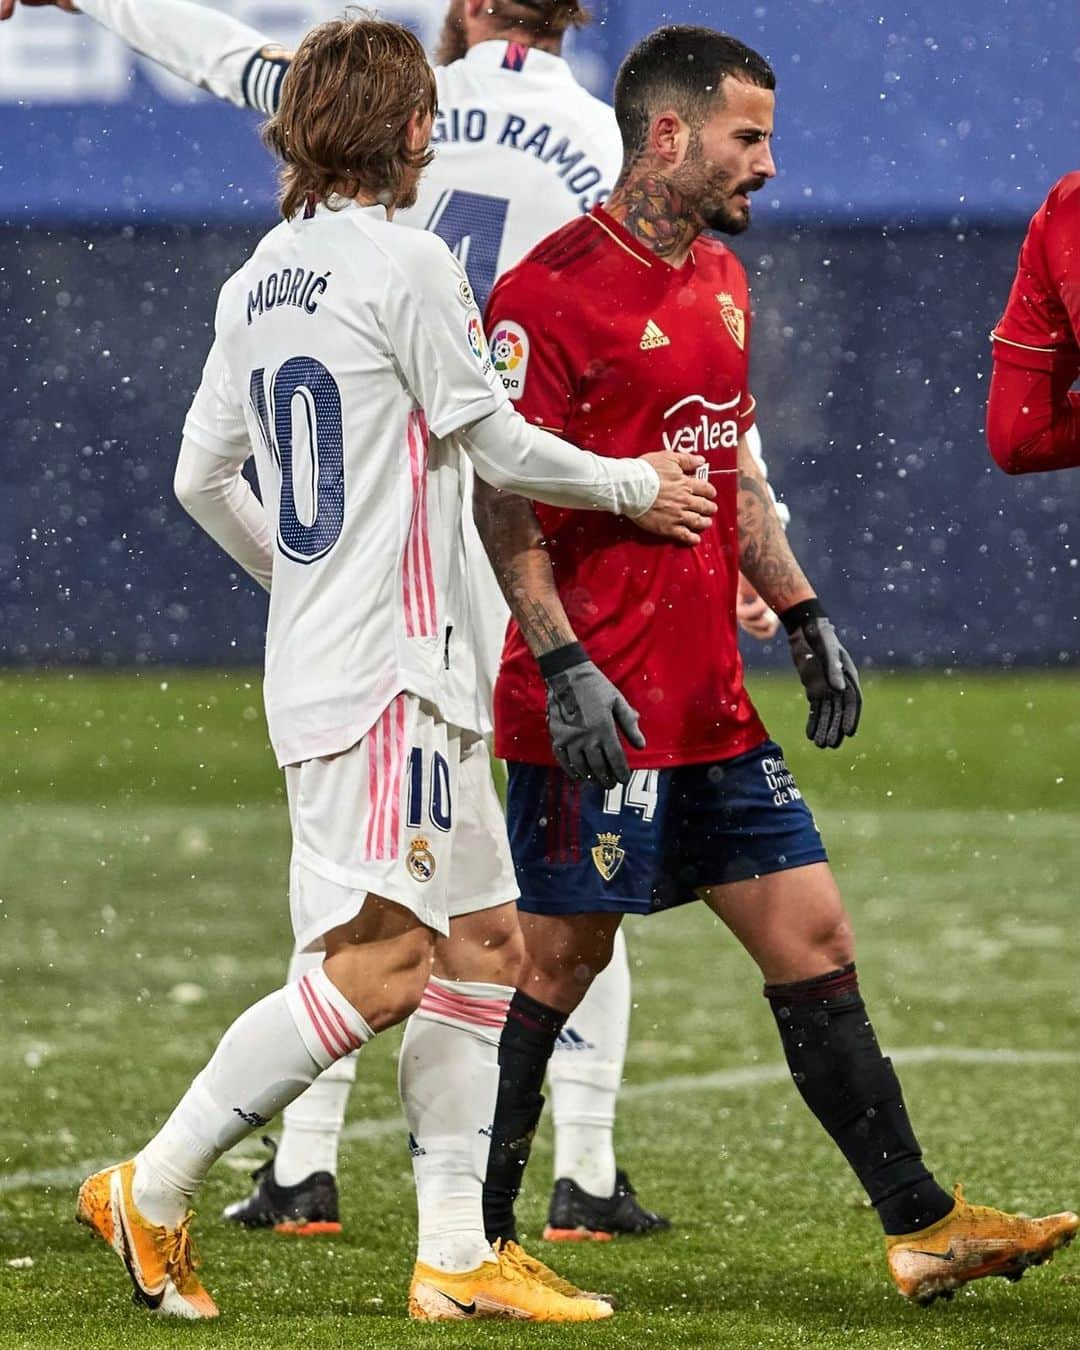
left=606, top=173, right=701, bottom=260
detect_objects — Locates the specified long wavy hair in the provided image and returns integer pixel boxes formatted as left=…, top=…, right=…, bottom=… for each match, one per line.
left=264, top=11, right=438, bottom=219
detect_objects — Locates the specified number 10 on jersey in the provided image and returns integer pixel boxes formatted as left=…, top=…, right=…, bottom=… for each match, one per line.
left=249, top=356, right=345, bottom=563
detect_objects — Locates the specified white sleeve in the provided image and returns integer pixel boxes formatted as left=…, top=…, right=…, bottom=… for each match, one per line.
left=177, top=335, right=273, bottom=589
left=182, top=334, right=251, bottom=461
left=174, top=437, right=273, bottom=592
left=381, top=241, right=509, bottom=439
left=460, top=401, right=659, bottom=517
left=744, top=422, right=791, bottom=529
left=76, top=0, right=279, bottom=110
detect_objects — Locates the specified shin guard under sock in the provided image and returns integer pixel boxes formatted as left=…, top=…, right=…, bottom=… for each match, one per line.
left=483, top=990, right=567, bottom=1244
left=765, top=964, right=954, bottom=1235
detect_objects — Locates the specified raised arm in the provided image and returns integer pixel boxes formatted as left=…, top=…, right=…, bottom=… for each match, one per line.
left=737, top=435, right=861, bottom=748
left=472, top=479, right=642, bottom=788
left=1, top=0, right=287, bottom=111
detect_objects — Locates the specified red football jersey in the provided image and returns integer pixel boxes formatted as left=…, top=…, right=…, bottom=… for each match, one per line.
left=486, top=205, right=768, bottom=767
left=988, top=172, right=1080, bottom=472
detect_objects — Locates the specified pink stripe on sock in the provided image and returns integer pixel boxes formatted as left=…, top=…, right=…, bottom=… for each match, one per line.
left=419, top=982, right=511, bottom=1029
left=297, top=974, right=339, bottom=1061
left=320, top=987, right=364, bottom=1053
left=301, top=974, right=353, bottom=1059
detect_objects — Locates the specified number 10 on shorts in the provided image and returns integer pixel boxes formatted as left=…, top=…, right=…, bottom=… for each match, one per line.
left=406, top=747, right=453, bottom=833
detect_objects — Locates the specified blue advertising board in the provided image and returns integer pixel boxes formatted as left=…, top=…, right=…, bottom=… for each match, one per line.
left=1, top=0, right=1077, bottom=225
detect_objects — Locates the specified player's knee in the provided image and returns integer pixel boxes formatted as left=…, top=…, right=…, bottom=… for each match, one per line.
left=811, top=911, right=855, bottom=970
left=329, top=927, right=435, bottom=1032
left=435, top=905, right=525, bottom=985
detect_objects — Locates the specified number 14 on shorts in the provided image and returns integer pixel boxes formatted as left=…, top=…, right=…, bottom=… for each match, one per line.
left=603, top=769, right=659, bottom=823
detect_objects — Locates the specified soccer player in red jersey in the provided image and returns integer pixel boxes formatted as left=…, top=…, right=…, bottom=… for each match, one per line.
left=474, top=25, right=1079, bottom=1302
left=987, top=171, right=1080, bottom=474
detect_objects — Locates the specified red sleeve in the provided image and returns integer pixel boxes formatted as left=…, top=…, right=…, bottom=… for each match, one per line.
left=987, top=174, right=1080, bottom=472
left=484, top=264, right=580, bottom=435
left=986, top=359, right=1080, bottom=474
left=991, top=174, right=1080, bottom=372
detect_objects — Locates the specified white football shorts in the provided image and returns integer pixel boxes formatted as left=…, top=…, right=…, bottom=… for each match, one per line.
left=285, top=693, right=518, bottom=951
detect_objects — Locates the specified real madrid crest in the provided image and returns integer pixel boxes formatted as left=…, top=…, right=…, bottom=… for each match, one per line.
left=591, top=831, right=626, bottom=883
left=406, top=836, right=436, bottom=883
left=716, top=291, right=746, bottom=351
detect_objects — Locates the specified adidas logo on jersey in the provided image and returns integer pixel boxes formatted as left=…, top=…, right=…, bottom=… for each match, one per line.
left=639, top=319, right=670, bottom=350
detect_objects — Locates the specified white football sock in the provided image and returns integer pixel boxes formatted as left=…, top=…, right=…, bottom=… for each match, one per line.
left=548, top=926, right=630, bottom=1198
left=134, top=967, right=372, bottom=1227
left=275, top=948, right=359, bottom=1186
left=399, top=976, right=512, bottom=1273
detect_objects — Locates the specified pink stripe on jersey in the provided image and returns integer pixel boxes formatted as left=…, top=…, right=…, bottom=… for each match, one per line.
left=419, top=981, right=512, bottom=1029
left=415, top=412, right=436, bottom=624
left=402, top=412, right=436, bottom=638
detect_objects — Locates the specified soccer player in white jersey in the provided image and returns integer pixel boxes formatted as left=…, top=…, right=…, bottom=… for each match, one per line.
left=70, top=15, right=719, bottom=1321
left=1, top=0, right=784, bottom=1240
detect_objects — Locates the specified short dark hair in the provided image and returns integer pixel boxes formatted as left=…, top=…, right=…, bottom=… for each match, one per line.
left=613, top=26, right=775, bottom=162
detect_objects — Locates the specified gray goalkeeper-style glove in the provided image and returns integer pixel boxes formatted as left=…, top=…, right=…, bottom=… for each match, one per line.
left=538, top=642, right=645, bottom=789
left=779, top=599, right=862, bottom=749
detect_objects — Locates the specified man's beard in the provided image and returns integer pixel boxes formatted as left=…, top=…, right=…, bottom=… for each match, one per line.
left=702, top=197, right=751, bottom=235
left=434, top=0, right=468, bottom=64
left=700, top=173, right=765, bottom=235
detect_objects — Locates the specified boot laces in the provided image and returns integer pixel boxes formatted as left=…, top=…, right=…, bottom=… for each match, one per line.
left=159, top=1211, right=201, bottom=1281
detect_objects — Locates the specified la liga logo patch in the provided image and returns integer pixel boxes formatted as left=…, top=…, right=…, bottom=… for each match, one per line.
left=466, top=314, right=488, bottom=363
left=488, top=320, right=530, bottom=398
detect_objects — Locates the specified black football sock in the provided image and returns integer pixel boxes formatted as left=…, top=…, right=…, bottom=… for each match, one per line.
left=764, top=963, right=955, bottom=1236
left=483, top=990, right=568, bottom=1245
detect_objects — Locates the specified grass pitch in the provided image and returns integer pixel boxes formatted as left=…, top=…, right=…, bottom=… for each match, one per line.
left=2, top=669, right=1080, bottom=1349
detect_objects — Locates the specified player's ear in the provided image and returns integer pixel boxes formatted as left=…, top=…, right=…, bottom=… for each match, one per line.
left=404, top=107, right=433, bottom=153
left=650, top=109, right=688, bottom=167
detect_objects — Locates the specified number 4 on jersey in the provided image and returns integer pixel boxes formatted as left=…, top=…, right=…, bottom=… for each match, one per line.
left=603, top=770, right=659, bottom=822
left=426, top=189, right=509, bottom=311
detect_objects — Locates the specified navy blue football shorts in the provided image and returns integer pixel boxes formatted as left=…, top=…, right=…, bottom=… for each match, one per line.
left=506, top=739, right=828, bottom=917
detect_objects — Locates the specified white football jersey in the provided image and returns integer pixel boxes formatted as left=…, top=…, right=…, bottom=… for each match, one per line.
left=70, top=1, right=629, bottom=712
left=405, top=42, right=623, bottom=309
left=182, top=200, right=507, bottom=766
left=239, top=39, right=624, bottom=696
left=238, top=40, right=624, bottom=309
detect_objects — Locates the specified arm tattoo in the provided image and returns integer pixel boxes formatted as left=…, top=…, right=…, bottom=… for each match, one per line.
left=736, top=449, right=813, bottom=614
left=472, top=479, right=576, bottom=657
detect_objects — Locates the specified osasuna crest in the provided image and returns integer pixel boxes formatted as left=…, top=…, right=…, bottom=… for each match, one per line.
left=591, top=831, right=626, bottom=882
left=716, top=292, right=746, bottom=351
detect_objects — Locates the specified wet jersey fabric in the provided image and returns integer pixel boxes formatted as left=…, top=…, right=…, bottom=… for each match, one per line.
left=487, top=205, right=768, bottom=769
left=183, top=200, right=506, bottom=766
left=991, top=171, right=1080, bottom=375
left=987, top=172, right=1080, bottom=473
